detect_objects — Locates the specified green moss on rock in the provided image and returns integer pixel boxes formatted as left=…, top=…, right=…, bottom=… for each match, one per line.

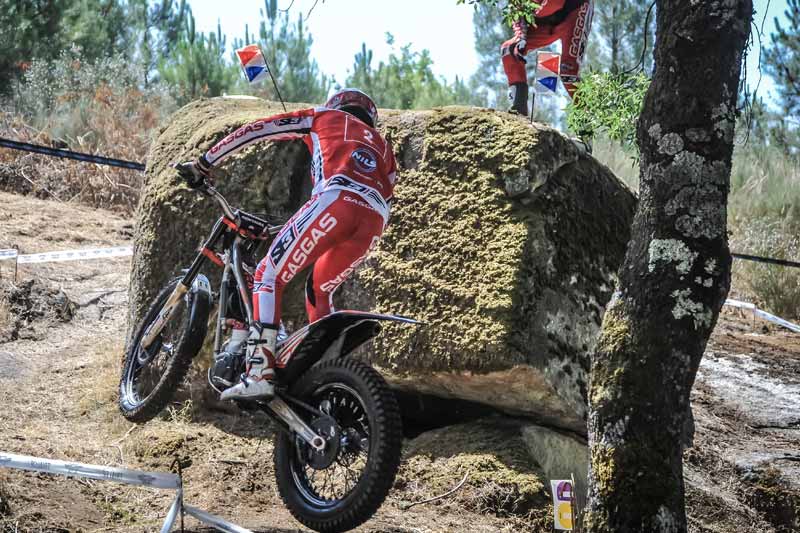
left=130, top=98, right=636, bottom=431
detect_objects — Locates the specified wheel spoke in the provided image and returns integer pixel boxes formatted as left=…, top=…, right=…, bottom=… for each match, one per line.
left=289, top=383, right=372, bottom=507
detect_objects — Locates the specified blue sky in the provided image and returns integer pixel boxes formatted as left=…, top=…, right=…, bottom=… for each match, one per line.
left=190, top=0, right=789, bottom=104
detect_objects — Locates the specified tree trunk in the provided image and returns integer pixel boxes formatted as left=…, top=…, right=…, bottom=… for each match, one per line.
left=610, top=1, right=621, bottom=74
left=583, top=1, right=752, bottom=532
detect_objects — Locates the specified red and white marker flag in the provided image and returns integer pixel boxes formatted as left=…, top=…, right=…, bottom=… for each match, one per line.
left=236, top=44, right=269, bottom=84
left=535, top=52, right=562, bottom=94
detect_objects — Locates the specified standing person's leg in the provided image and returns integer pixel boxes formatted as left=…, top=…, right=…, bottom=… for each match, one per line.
left=556, top=1, right=593, bottom=101
left=304, top=198, right=384, bottom=322
left=220, top=191, right=350, bottom=400
left=501, top=25, right=561, bottom=116
left=555, top=1, right=594, bottom=151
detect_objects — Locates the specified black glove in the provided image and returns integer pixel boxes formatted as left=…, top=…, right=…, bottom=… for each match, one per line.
left=175, top=160, right=210, bottom=189
left=511, top=19, right=529, bottom=62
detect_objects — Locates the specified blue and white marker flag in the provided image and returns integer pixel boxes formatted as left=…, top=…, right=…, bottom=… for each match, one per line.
left=534, top=52, right=562, bottom=95
left=236, top=44, right=269, bottom=84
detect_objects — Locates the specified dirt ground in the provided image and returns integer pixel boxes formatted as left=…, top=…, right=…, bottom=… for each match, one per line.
left=0, top=190, right=798, bottom=532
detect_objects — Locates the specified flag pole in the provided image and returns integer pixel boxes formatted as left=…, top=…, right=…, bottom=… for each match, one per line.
left=530, top=52, right=538, bottom=123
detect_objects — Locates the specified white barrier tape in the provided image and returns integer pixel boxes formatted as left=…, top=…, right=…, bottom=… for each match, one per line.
left=184, top=505, right=255, bottom=533
left=12, top=246, right=133, bottom=264
left=754, top=309, right=800, bottom=334
left=0, top=451, right=179, bottom=490
left=724, top=298, right=756, bottom=310
left=0, top=249, right=18, bottom=260
left=724, top=299, right=800, bottom=333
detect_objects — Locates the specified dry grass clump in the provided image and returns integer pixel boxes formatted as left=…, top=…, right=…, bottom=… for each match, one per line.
left=729, top=219, right=800, bottom=319
left=77, top=340, right=125, bottom=419
left=0, top=49, right=177, bottom=213
left=0, top=480, right=11, bottom=517
left=0, top=104, right=153, bottom=214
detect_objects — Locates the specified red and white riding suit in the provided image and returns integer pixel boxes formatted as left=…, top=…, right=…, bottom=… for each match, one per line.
left=200, top=107, right=397, bottom=326
left=501, top=0, right=594, bottom=99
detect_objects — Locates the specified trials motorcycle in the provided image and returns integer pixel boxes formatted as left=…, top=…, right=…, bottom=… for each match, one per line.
left=119, top=168, right=418, bottom=533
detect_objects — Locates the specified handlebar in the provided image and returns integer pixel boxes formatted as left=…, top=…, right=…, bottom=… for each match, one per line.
left=174, top=162, right=283, bottom=236
left=205, top=184, right=237, bottom=221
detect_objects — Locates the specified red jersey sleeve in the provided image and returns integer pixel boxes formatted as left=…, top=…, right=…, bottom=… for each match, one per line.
left=201, top=108, right=316, bottom=168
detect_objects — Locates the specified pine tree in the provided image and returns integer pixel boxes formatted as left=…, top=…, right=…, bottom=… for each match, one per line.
left=469, top=3, right=508, bottom=107
left=764, top=0, right=800, bottom=119
left=0, top=0, right=136, bottom=94
left=128, top=0, right=189, bottom=86
left=586, top=0, right=656, bottom=74
left=158, top=11, right=237, bottom=105
left=344, top=35, right=482, bottom=110
left=231, top=0, right=330, bottom=104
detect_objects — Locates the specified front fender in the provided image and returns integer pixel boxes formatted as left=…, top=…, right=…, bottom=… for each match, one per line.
left=187, top=274, right=212, bottom=357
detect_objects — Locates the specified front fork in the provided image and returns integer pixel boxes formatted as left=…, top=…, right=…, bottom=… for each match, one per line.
left=140, top=233, right=325, bottom=452
left=141, top=219, right=226, bottom=351
left=140, top=282, right=191, bottom=350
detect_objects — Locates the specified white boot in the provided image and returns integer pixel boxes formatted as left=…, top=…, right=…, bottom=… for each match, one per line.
left=220, top=324, right=277, bottom=401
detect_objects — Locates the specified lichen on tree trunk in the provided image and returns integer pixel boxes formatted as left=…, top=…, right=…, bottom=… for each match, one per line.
left=583, top=1, right=753, bottom=532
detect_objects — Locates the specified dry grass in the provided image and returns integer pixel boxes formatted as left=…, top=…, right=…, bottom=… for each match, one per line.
left=0, top=294, right=9, bottom=332
left=0, top=104, right=154, bottom=214
left=77, top=340, right=124, bottom=419
left=730, top=219, right=800, bottom=318
left=591, top=135, right=640, bottom=190
left=1, top=52, right=176, bottom=214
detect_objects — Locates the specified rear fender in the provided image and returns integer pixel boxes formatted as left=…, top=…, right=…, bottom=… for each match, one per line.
left=275, top=311, right=419, bottom=384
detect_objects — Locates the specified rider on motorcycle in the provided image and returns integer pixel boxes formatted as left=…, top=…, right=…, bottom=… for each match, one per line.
left=178, top=89, right=397, bottom=402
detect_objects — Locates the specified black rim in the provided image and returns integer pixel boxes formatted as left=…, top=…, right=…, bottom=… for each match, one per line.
left=289, top=383, right=372, bottom=508
left=122, top=293, right=190, bottom=409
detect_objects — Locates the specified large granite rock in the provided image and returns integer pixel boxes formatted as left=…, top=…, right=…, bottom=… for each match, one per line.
left=129, top=97, right=636, bottom=433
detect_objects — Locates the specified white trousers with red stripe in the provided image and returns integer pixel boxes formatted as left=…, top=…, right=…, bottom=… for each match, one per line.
left=253, top=189, right=384, bottom=325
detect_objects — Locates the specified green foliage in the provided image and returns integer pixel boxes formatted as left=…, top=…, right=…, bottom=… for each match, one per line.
left=764, top=0, right=800, bottom=118
left=0, top=0, right=132, bottom=94
left=13, top=45, right=174, bottom=148
left=158, top=14, right=237, bottom=105
left=744, top=96, right=800, bottom=156
left=126, top=0, right=189, bottom=85
left=231, top=0, right=330, bottom=104
left=585, top=0, right=655, bottom=74
left=457, top=0, right=541, bottom=26
left=469, top=3, right=508, bottom=107
left=566, top=72, right=650, bottom=148
left=345, top=35, right=483, bottom=110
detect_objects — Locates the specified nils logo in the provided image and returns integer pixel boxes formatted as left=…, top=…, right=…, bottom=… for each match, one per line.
left=351, top=148, right=378, bottom=173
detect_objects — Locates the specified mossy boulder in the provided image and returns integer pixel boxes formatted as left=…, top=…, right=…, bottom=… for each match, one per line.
left=396, top=418, right=549, bottom=522
left=129, top=97, right=636, bottom=433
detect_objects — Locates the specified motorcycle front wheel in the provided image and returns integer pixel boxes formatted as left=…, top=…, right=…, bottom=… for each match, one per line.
left=273, top=358, right=403, bottom=533
left=119, top=278, right=210, bottom=423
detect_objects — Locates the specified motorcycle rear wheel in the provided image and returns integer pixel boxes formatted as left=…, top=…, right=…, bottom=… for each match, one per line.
left=119, top=278, right=209, bottom=423
left=273, top=358, right=402, bottom=533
